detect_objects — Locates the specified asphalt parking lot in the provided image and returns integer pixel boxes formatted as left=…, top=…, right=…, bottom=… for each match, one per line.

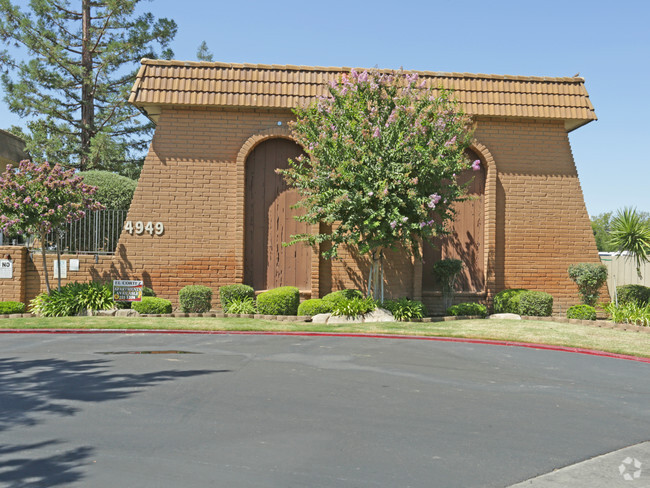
left=0, top=332, right=648, bottom=487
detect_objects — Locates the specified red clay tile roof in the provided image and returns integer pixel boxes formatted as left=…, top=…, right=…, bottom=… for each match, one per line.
left=129, top=59, right=597, bottom=131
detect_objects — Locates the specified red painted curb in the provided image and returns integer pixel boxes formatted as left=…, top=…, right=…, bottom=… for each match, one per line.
left=1, top=328, right=649, bottom=364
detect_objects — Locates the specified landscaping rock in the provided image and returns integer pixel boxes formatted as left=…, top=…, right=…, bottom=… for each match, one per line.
left=115, top=309, right=139, bottom=317
left=312, top=313, right=330, bottom=324
left=489, top=313, right=521, bottom=320
left=363, top=308, right=395, bottom=323
left=327, top=314, right=360, bottom=325
left=94, top=309, right=117, bottom=317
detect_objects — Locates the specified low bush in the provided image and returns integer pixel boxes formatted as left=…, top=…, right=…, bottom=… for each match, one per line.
left=29, top=282, right=114, bottom=317
left=566, top=304, right=597, bottom=320
left=493, top=289, right=529, bottom=314
left=179, top=285, right=213, bottom=313
left=447, top=302, right=487, bottom=318
left=602, top=301, right=650, bottom=326
left=322, top=289, right=364, bottom=306
left=382, top=298, right=427, bottom=321
left=132, top=297, right=172, bottom=314
left=225, top=297, right=257, bottom=314
left=567, top=263, right=608, bottom=306
left=0, top=301, right=26, bottom=314
left=256, top=286, right=300, bottom=315
left=219, top=284, right=255, bottom=310
left=297, top=298, right=333, bottom=317
left=617, top=284, right=650, bottom=306
left=331, top=296, right=377, bottom=318
left=518, top=291, right=553, bottom=317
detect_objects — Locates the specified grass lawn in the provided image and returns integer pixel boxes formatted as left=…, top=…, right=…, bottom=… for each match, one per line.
left=1, top=316, right=649, bottom=359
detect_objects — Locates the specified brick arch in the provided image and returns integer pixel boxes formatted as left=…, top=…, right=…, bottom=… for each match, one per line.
left=234, top=127, right=298, bottom=283
left=418, top=139, right=498, bottom=308
left=236, top=129, right=314, bottom=292
left=468, top=139, right=498, bottom=302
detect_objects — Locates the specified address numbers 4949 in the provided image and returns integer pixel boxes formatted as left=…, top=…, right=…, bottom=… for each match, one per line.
left=124, top=221, right=164, bottom=236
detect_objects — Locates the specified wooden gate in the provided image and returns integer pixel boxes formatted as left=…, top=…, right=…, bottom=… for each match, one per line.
left=244, top=138, right=311, bottom=291
left=422, top=158, right=486, bottom=292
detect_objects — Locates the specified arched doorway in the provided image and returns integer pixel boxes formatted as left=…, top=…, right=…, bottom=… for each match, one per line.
left=244, top=138, right=311, bottom=291
left=422, top=150, right=486, bottom=292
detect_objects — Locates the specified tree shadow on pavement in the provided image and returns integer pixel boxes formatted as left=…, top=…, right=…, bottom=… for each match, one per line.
left=0, top=356, right=227, bottom=486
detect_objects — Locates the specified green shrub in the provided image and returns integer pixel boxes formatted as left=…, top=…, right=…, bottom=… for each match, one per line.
left=332, top=296, right=377, bottom=317
left=219, top=284, right=255, bottom=310
left=602, top=301, right=650, bottom=326
left=29, top=281, right=114, bottom=317
left=447, top=302, right=487, bottom=318
left=322, top=289, right=364, bottom=306
left=432, top=258, right=464, bottom=309
left=80, top=170, right=137, bottom=210
left=225, top=297, right=257, bottom=314
left=256, top=286, right=300, bottom=315
left=518, top=291, right=553, bottom=316
left=382, top=298, right=427, bottom=321
left=566, top=304, right=597, bottom=320
left=132, top=296, right=172, bottom=314
left=297, top=298, right=333, bottom=316
left=617, top=284, right=650, bottom=306
left=568, top=263, right=608, bottom=306
left=493, top=289, right=529, bottom=314
left=179, top=285, right=212, bottom=313
left=0, top=301, right=26, bottom=314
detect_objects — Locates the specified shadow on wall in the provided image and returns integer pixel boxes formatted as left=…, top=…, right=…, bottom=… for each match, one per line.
left=0, top=355, right=224, bottom=486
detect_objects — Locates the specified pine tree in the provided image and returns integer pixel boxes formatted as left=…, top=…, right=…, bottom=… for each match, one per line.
left=0, top=0, right=177, bottom=176
left=196, top=41, right=214, bottom=62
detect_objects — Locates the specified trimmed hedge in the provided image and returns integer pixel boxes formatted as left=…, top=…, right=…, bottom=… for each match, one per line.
left=566, top=304, right=597, bottom=320
left=297, top=298, right=333, bottom=316
left=79, top=170, right=137, bottom=210
left=219, top=284, right=255, bottom=310
left=256, top=286, right=300, bottom=315
left=322, top=289, right=364, bottom=306
left=493, top=289, right=529, bottom=314
left=447, top=302, right=487, bottom=318
left=179, top=285, right=213, bottom=313
left=617, top=284, right=650, bottom=306
left=132, top=297, right=172, bottom=314
left=0, top=301, right=26, bottom=314
left=518, top=291, right=553, bottom=316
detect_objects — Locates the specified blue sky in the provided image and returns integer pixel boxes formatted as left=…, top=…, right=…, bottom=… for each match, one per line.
left=1, top=0, right=648, bottom=216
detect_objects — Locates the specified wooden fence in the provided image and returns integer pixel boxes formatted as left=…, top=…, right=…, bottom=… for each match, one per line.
left=600, top=253, right=650, bottom=297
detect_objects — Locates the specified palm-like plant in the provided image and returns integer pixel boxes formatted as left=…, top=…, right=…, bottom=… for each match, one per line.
left=610, top=208, right=650, bottom=279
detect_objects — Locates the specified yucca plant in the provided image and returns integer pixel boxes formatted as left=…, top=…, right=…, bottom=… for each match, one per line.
left=610, top=207, right=650, bottom=279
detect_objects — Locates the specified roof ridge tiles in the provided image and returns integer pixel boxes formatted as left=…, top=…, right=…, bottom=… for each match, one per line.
left=138, top=58, right=585, bottom=84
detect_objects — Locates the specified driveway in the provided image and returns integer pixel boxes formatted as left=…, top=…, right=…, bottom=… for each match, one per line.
left=0, top=332, right=648, bottom=487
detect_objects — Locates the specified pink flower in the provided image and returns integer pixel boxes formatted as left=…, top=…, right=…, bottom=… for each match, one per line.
left=390, top=221, right=397, bottom=229
left=372, top=127, right=381, bottom=138
left=472, top=159, right=481, bottom=171
left=368, top=191, right=374, bottom=196
left=444, top=136, right=457, bottom=147
left=358, top=70, right=368, bottom=83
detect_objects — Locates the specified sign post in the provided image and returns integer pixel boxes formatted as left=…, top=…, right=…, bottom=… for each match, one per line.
left=113, top=280, right=143, bottom=302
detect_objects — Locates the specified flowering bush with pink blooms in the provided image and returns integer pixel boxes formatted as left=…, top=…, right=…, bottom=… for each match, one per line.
left=0, top=160, right=104, bottom=292
left=282, top=69, right=478, bottom=299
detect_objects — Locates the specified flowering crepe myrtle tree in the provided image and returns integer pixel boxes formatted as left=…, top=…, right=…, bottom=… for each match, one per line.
left=0, top=160, right=104, bottom=293
left=281, top=69, right=481, bottom=300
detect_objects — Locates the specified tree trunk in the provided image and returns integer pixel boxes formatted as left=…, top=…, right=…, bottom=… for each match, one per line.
left=40, top=230, right=51, bottom=294
left=55, top=230, right=62, bottom=292
left=367, top=249, right=384, bottom=302
left=80, top=0, right=94, bottom=170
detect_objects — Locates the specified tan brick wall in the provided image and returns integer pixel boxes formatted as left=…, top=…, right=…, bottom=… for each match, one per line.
left=8, top=108, right=589, bottom=315
left=0, top=246, right=27, bottom=303
left=474, top=117, right=605, bottom=313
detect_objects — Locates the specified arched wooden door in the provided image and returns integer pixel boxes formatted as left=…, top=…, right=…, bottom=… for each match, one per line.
left=422, top=152, right=486, bottom=292
left=244, top=138, right=311, bottom=291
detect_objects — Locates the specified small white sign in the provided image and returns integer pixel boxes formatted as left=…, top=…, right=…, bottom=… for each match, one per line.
left=70, top=259, right=80, bottom=271
left=0, top=259, right=13, bottom=279
left=53, top=259, right=67, bottom=279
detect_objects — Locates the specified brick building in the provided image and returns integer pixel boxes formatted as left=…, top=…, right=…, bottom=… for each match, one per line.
left=3, top=60, right=603, bottom=313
